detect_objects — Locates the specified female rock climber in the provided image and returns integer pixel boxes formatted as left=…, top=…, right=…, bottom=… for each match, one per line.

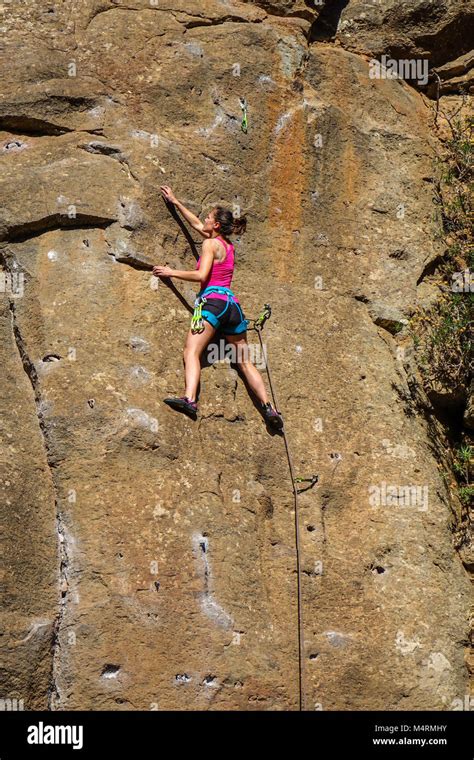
left=152, top=185, right=283, bottom=430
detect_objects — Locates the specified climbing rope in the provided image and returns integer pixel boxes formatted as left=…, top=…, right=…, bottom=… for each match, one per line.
left=248, top=304, right=318, bottom=711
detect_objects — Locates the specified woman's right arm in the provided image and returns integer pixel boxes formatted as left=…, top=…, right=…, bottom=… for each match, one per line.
left=160, top=185, right=210, bottom=238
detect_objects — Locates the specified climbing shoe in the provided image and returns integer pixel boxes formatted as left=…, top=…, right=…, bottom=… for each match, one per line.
left=163, top=396, right=198, bottom=420
left=261, top=402, right=284, bottom=430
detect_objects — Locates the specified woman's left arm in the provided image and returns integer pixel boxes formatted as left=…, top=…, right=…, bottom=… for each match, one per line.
left=153, top=240, right=215, bottom=283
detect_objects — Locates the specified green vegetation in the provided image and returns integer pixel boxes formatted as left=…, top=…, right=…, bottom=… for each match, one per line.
left=410, top=104, right=472, bottom=401
left=410, top=101, right=472, bottom=510
left=453, top=444, right=472, bottom=505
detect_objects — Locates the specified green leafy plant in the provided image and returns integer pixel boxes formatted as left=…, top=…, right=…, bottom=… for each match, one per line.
left=453, top=444, right=472, bottom=507
left=410, top=105, right=473, bottom=403
left=458, top=486, right=474, bottom=506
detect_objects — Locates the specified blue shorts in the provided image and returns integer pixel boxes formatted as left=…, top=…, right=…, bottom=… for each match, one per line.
left=201, top=297, right=248, bottom=335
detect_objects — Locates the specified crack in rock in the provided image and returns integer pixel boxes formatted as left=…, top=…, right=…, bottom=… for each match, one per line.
left=2, top=214, right=116, bottom=245
left=0, top=249, right=71, bottom=710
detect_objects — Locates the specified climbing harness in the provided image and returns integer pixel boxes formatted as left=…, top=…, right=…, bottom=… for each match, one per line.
left=239, top=97, right=248, bottom=133
left=191, top=286, right=248, bottom=334
left=249, top=304, right=319, bottom=711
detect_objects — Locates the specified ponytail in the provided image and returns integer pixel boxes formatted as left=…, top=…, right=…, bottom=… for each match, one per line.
left=232, top=215, right=247, bottom=235
left=214, top=206, right=247, bottom=237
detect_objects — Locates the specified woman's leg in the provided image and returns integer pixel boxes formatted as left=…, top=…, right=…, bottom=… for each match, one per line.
left=225, top=332, right=269, bottom=404
left=183, top=322, right=216, bottom=401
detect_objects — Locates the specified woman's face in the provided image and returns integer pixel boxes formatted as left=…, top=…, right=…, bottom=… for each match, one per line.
left=203, top=209, right=218, bottom=234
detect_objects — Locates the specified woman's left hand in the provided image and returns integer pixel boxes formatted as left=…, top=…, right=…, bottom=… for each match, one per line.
left=152, top=265, right=174, bottom=278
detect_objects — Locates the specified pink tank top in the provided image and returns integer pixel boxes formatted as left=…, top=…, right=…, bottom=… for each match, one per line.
left=196, top=236, right=239, bottom=302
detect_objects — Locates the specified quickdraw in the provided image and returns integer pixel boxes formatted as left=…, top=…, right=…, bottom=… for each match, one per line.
left=254, top=303, right=271, bottom=331
left=191, top=296, right=207, bottom=334
left=240, top=97, right=248, bottom=133
left=295, top=475, right=319, bottom=494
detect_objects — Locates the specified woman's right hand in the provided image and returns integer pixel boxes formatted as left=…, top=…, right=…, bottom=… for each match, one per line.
left=160, top=185, right=177, bottom=204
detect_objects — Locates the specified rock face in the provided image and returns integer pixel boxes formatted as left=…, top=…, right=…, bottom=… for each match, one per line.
left=0, top=1, right=471, bottom=710
left=330, top=0, right=474, bottom=68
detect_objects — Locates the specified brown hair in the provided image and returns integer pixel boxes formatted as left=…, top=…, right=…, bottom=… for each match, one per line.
left=213, top=206, right=247, bottom=237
